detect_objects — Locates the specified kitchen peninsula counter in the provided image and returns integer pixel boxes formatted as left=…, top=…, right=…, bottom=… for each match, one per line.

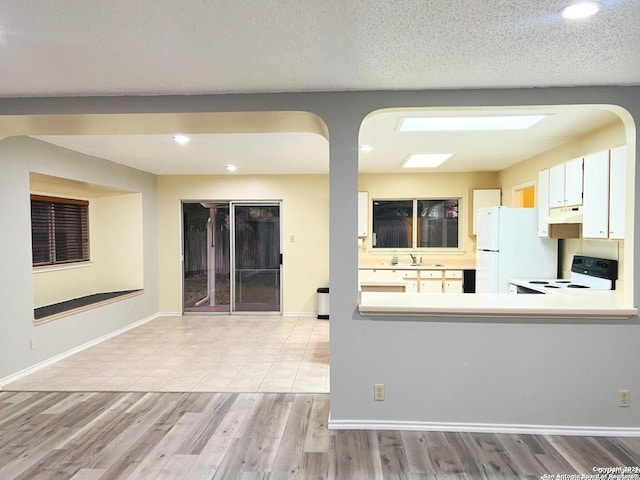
left=358, top=290, right=637, bottom=319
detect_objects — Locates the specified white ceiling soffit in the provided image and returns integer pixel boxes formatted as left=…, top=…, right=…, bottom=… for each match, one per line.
left=1, top=1, right=639, bottom=98
left=32, top=106, right=620, bottom=174
left=32, top=133, right=330, bottom=175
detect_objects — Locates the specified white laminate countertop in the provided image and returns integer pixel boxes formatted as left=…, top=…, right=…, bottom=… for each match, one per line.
left=358, top=290, right=637, bottom=319
left=359, top=262, right=476, bottom=271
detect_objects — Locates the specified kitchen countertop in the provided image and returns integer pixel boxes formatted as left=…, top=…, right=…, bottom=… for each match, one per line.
left=359, top=261, right=476, bottom=270
left=358, top=290, right=637, bottom=318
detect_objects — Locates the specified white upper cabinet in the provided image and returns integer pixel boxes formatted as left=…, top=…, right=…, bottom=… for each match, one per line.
left=537, top=169, right=550, bottom=237
left=549, top=164, right=565, bottom=208
left=582, top=150, right=609, bottom=238
left=564, top=157, right=584, bottom=206
left=549, top=158, right=583, bottom=208
left=358, top=191, right=368, bottom=237
left=609, top=145, right=627, bottom=239
left=471, top=189, right=501, bottom=235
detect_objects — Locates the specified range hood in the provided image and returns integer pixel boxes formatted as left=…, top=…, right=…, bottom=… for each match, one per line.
left=547, top=205, right=583, bottom=224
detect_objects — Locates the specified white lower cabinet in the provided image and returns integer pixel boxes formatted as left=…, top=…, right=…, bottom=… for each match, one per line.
left=419, top=270, right=443, bottom=293
left=398, top=271, right=418, bottom=293
left=358, top=269, right=417, bottom=292
left=443, top=270, right=463, bottom=293
left=359, top=269, right=395, bottom=282
left=360, top=267, right=467, bottom=294
left=404, top=281, right=419, bottom=293
left=444, top=280, right=463, bottom=293
left=420, top=279, right=443, bottom=293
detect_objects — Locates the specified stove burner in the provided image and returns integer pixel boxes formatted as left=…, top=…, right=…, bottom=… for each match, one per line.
left=567, top=284, right=589, bottom=289
left=544, top=285, right=560, bottom=289
left=555, top=280, right=570, bottom=284
left=530, top=281, right=549, bottom=284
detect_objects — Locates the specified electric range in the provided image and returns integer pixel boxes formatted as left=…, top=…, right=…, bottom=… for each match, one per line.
left=509, top=255, right=618, bottom=294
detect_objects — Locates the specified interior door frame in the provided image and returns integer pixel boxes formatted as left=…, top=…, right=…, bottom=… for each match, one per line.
left=512, top=181, right=536, bottom=208
left=229, top=200, right=283, bottom=315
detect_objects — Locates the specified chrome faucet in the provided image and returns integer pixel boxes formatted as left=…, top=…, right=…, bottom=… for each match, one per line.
left=410, top=253, right=418, bottom=265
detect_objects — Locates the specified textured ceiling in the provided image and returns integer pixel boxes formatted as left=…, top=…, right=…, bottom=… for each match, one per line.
left=6, top=1, right=637, bottom=175
left=1, top=0, right=639, bottom=97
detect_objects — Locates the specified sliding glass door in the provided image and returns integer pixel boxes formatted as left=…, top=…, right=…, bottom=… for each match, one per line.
left=182, top=201, right=281, bottom=314
left=182, top=202, right=231, bottom=313
left=231, top=203, right=281, bottom=312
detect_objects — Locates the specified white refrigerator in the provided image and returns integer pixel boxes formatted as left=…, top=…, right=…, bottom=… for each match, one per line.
left=475, top=206, right=558, bottom=293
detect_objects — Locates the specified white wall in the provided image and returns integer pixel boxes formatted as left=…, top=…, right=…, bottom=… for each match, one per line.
left=0, top=137, right=158, bottom=378
left=157, top=174, right=329, bottom=315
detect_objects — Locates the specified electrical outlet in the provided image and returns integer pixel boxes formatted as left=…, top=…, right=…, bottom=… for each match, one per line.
left=374, top=383, right=385, bottom=401
left=29, top=339, right=36, bottom=351
left=619, top=390, right=630, bottom=408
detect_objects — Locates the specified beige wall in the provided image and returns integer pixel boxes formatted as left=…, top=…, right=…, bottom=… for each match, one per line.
left=158, top=174, right=329, bottom=314
left=31, top=191, right=144, bottom=308
left=91, top=193, right=144, bottom=293
left=358, top=171, right=500, bottom=264
left=499, top=119, right=630, bottom=283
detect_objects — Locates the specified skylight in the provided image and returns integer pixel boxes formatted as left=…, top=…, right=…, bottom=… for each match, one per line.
left=402, top=153, right=453, bottom=169
left=399, top=115, right=547, bottom=131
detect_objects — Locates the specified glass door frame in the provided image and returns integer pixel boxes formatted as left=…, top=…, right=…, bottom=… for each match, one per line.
left=229, top=200, right=283, bottom=315
left=181, top=200, right=231, bottom=315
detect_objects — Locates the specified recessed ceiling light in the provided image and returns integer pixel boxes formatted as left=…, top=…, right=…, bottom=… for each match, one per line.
left=402, top=153, right=453, bottom=169
left=399, top=115, right=547, bottom=131
left=561, top=1, right=602, bottom=19
left=360, top=144, right=374, bottom=153
left=225, top=164, right=237, bottom=172
left=173, top=134, right=190, bottom=145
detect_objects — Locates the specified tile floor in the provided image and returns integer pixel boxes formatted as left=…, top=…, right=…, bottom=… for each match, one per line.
left=4, top=315, right=329, bottom=393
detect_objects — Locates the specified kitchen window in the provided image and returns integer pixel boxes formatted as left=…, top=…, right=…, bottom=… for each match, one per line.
left=372, top=198, right=459, bottom=249
left=31, top=195, right=90, bottom=266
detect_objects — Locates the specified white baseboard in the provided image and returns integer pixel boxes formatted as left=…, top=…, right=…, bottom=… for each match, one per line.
left=174, top=311, right=316, bottom=317
left=328, top=419, right=640, bottom=437
left=0, top=312, right=162, bottom=388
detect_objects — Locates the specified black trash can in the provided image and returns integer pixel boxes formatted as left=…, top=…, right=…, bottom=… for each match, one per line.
left=317, top=287, right=329, bottom=319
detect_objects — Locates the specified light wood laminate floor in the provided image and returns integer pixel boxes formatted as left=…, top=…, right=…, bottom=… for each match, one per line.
left=4, top=316, right=329, bottom=393
left=1, top=391, right=639, bottom=479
